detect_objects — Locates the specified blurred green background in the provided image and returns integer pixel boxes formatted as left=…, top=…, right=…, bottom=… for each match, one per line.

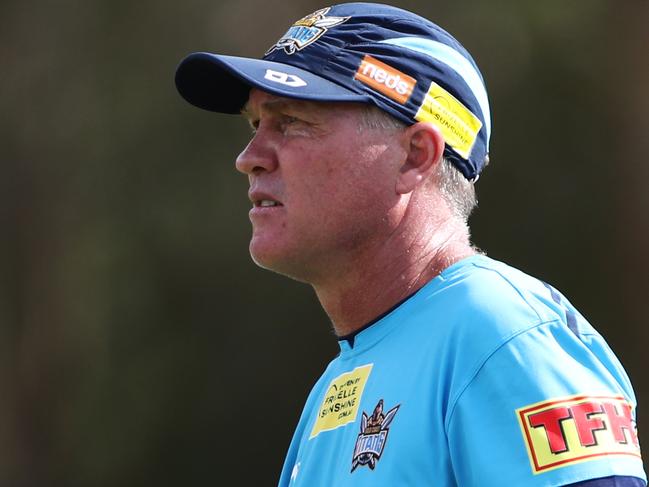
left=2, top=0, right=647, bottom=484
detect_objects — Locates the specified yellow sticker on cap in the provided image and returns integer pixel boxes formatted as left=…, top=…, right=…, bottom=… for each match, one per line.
left=310, top=364, right=373, bottom=439
left=415, top=81, right=482, bottom=159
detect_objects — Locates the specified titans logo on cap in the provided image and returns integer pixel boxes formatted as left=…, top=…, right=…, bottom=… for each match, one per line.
left=266, top=7, right=350, bottom=55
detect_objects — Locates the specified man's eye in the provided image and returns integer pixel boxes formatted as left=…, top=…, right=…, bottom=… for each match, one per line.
left=282, top=116, right=299, bottom=126
left=280, top=116, right=306, bottom=133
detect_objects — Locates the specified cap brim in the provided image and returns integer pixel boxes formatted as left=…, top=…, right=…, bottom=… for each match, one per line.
left=175, top=52, right=371, bottom=113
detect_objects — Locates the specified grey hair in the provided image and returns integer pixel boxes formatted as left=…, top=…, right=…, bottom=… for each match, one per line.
left=359, top=105, right=478, bottom=221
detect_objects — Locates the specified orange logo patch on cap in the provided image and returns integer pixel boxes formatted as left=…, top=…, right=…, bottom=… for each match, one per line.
left=517, top=395, right=642, bottom=474
left=354, top=55, right=416, bottom=105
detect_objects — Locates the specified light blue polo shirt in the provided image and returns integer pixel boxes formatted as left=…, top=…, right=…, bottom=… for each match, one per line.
left=278, top=255, right=646, bottom=486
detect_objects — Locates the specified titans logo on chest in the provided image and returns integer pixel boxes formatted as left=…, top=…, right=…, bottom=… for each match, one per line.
left=351, top=399, right=400, bottom=472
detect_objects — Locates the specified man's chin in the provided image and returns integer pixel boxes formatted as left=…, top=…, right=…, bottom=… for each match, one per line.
left=249, top=242, right=311, bottom=283
left=249, top=240, right=287, bottom=270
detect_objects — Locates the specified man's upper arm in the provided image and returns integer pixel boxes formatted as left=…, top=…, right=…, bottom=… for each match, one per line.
left=446, top=321, right=646, bottom=486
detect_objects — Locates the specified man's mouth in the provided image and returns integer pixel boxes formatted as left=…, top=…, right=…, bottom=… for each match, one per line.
left=249, top=189, right=284, bottom=209
left=258, top=200, right=280, bottom=207
left=253, top=199, right=283, bottom=208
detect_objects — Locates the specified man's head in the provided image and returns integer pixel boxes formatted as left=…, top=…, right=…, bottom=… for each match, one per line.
left=234, top=88, right=449, bottom=281
left=175, top=3, right=490, bottom=281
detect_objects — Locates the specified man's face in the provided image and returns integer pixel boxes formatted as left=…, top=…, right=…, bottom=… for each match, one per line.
left=236, top=89, right=406, bottom=283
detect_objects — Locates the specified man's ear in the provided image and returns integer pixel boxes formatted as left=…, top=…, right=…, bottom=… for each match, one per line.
left=396, top=122, right=445, bottom=195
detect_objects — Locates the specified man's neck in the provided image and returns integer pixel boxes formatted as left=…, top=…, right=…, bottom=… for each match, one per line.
left=311, top=216, right=475, bottom=336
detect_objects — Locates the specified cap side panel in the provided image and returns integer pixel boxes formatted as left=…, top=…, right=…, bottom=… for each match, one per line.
left=379, top=37, right=491, bottom=140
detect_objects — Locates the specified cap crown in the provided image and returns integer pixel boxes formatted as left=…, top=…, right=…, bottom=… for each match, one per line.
left=262, top=3, right=491, bottom=180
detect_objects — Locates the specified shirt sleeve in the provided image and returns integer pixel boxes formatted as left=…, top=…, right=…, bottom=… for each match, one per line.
left=565, top=476, right=646, bottom=486
left=446, top=320, right=646, bottom=487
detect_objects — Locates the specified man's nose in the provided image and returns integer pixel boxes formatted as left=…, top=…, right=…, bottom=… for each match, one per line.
left=235, top=130, right=278, bottom=175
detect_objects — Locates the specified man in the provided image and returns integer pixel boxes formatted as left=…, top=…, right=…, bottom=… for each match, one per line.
left=175, top=3, right=646, bottom=486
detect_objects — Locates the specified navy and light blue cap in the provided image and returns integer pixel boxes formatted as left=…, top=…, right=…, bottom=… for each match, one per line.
left=175, top=3, right=491, bottom=180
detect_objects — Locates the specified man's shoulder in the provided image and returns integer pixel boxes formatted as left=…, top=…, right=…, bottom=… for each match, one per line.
left=422, top=254, right=565, bottom=325
left=400, top=255, right=580, bottom=353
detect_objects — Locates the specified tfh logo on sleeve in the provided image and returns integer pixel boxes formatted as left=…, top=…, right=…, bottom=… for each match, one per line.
left=517, top=395, right=641, bottom=473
